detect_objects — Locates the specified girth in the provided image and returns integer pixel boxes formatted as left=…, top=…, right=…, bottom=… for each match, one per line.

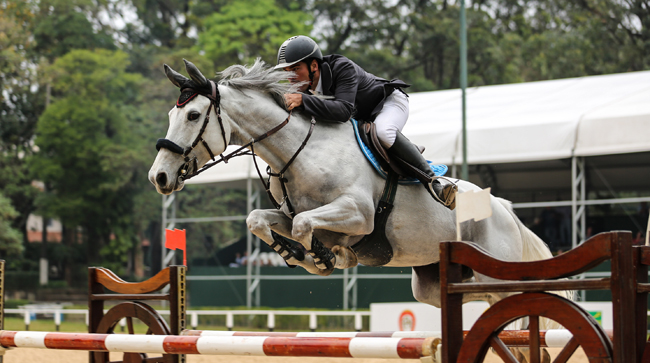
left=349, top=168, right=399, bottom=266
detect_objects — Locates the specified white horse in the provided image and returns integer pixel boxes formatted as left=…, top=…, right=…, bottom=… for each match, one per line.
left=149, top=59, right=557, bottom=311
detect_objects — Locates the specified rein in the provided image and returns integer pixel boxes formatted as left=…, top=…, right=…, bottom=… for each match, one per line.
left=156, top=80, right=316, bottom=217
left=256, top=116, right=316, bottom=217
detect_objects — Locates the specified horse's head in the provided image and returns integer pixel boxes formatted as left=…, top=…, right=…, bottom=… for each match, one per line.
left=149, top=60, right=231, bottom=195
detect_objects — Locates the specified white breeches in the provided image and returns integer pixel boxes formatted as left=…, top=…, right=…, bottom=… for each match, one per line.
left=374, top=89, right=409, bottom=148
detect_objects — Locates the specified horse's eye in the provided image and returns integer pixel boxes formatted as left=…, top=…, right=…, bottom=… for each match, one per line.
left=188, top=111, right=201, bottom=121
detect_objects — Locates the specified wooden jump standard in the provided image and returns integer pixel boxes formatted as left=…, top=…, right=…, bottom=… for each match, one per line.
left=440, top=230, right=649, bottom=363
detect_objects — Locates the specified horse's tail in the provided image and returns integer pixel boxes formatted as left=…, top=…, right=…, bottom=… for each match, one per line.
left=497, top=198, right=574, bottom=330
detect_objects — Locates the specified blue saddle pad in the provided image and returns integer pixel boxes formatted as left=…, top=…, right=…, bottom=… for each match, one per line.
left=352, top=119, right=448, bottom=185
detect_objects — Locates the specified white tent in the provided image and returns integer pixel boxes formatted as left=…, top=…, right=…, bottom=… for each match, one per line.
left=187, top=70, right=650, bottom=185
left=405, top=70, right=650, bottom=165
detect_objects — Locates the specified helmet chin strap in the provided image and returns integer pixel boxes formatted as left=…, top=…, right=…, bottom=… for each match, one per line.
left=307, top=60, right=315, bottom=88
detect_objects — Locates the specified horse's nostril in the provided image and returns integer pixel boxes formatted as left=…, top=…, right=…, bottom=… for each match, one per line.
left=155, top=172, right=168, bottom=187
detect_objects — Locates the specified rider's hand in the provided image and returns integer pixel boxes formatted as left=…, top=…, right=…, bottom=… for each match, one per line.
left=284, top=93, right=303, bottom=110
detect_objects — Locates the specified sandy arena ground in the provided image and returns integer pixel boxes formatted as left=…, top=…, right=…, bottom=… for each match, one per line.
left=2, top=347, right=590, bottom=362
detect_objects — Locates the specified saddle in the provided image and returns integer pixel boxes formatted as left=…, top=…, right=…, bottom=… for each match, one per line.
left=353, top=119, right=439, bottom=182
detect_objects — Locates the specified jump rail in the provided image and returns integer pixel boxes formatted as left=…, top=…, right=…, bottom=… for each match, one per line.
left=0, top=330, right=438, bottom=359
left=180, top=329, right=616, bottom=348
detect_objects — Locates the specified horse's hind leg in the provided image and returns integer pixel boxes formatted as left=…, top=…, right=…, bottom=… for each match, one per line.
left=411, top=264, right=442, bottom=307
left=411, top=263, right=477, bottom=307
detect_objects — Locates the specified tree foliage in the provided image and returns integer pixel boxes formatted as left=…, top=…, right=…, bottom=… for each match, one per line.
left=308, top=0, right=649, bottom=90
left=0, top=192, right=23, bottom=256
left=30, top=49, right=144, bottom=272
left=32, top=0, right=116, bottom=62
left=0, top=1, right=43, bottom=242
left=198, top=0, right=312, bottom=68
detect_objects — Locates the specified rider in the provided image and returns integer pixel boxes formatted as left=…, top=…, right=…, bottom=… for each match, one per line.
left=275, top=35, right=456, bottom=209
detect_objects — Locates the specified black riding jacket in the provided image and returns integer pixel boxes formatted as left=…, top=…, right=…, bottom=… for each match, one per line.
left=300, top=55, right=409, bottom=122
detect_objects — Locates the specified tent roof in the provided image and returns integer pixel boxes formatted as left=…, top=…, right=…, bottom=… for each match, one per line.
left=189, top=70, right=650, bottom=185
left=405, top=70, right=650, bottom=165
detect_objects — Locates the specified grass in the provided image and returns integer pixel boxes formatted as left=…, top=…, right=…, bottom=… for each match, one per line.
left=1, top=316, right=363, bottom=333
left=2, top=317, right=153, bottom=334
left=2, top=305, right=371, bottom=332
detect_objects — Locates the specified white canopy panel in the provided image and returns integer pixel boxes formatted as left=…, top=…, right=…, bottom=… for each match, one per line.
left=189, top=70, right=650, bottom=185
left=405, top=70, right=650, bottom=165
left=576, top=83, right=650, bottom=157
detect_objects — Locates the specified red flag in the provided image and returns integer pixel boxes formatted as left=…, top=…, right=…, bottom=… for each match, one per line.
left=165, top=229, right=187, bottom=266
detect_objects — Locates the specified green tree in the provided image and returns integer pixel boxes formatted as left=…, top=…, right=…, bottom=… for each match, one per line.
left=2, top=0, right=120, bottom=253
left=306, top=0, right=649, bottom=91
left=549, top=0, right=649, bottom=73
left=30, top=49, right=144, bottom=278
left=127, top=0, right=198, bottom=48
left=198, top=0, right=312, bottom=68
left=0, top=1, right=43, bottom=244
left=31, top=0, right=116, bottom=62
left=0, top=192, right=24, bottom=256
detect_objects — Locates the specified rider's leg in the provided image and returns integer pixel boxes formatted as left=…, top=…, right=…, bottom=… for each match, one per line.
left=388, top=132, right=456, bottom=209
left=374, top=90, right=409, bottom=150
left=375, top=90, right=457, bottom=210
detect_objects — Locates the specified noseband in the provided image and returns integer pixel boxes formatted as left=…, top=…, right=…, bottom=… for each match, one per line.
left=155, top=80, right=316, bottom=217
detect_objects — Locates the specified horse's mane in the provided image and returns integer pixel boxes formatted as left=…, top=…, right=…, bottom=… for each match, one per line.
left=218, top=58, right=303, bottom=99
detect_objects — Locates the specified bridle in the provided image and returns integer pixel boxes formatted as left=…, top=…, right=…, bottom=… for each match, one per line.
left=155, top=79, right=316, bottom=217
left=156, top=80, right=224, bottom=180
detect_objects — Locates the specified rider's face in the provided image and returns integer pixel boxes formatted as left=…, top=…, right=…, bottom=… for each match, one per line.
left=284, top=61, right=316, bottom=92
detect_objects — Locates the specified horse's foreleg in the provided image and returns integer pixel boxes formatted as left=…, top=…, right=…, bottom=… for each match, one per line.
left=246, top=209, right=322, bottom=274
left=291, top=196, right=374, bottom=272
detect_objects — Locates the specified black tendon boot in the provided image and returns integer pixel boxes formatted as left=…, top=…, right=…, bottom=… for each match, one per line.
left=388, top=132, right=457, bottom=210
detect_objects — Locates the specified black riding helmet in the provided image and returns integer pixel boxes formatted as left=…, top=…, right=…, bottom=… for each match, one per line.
left=275, top=35, right=323, bottom=70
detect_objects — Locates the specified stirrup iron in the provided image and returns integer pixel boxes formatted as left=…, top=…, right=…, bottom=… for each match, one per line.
left=429, top=176, right=458, bottom=210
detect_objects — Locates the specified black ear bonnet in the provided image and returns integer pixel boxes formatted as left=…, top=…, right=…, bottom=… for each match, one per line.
left=177, top=91, right=198, bottom=107
left=174, top=78, right=213, bottom=108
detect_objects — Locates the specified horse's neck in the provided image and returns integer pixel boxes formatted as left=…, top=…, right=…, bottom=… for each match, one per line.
left=220, top=87, right=314, bottom=171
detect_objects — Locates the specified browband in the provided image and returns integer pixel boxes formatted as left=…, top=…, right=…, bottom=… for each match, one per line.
left=177, top=91, right=198, bottom=107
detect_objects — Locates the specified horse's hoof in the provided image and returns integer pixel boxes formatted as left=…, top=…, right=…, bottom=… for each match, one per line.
left=315, top=266, right=335, bottom=276
left=311, top=253, right=336, bottom=273
left=332, top=246, right=358, bottom=269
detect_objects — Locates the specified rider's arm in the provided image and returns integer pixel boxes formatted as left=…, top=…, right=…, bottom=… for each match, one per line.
left=301, top=60, right=357, bottom=122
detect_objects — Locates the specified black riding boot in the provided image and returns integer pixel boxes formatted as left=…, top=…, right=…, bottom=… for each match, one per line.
left=387, top=132, right=457, bottom=210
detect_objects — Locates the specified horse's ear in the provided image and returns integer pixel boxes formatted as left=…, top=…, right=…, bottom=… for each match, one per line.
left=164, top=64, right=188, bottom=88
left=183, top=59, right=209, bottom=87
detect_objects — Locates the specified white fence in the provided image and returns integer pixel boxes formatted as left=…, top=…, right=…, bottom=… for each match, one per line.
left=4, top=308, right=369, bottom=332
